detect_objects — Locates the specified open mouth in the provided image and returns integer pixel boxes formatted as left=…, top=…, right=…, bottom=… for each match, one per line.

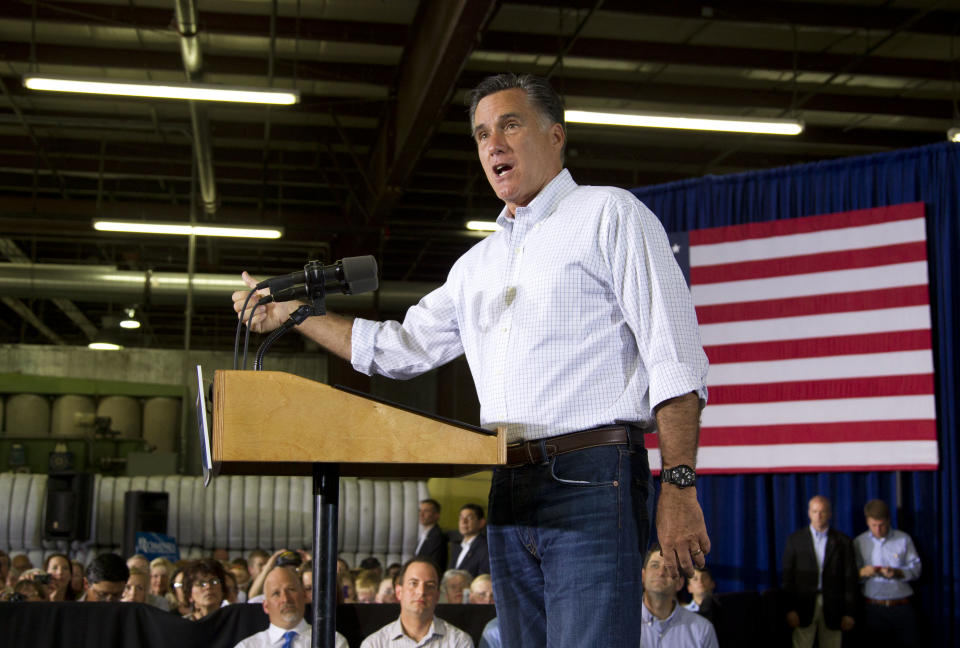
left=493, top=163, right=513, bottom=177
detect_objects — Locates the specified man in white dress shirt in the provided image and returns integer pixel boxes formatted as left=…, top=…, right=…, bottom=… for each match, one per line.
left=853, top=499, right=921, bottom=648
left=361, top=558, right=473, bottom=648
left=234, top=566, right=346, bottom=648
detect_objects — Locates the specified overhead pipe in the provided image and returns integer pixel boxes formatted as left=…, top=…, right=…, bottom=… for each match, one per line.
left=0, top=263, right=436, bottom=312
left=174, top=0, right=218, bottom=215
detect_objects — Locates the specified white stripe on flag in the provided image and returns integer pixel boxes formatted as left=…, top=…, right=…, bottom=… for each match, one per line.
left=690, top=218, right=926, bottom=266
left=647, top=440, right=939, bottom=471
left=699, top=306, right=931, bottom=346
left=701, top=394, right=935, bottom=428
left=707, top=351, right=934, bottom=385
left=692, top=262, right=929, bottom=305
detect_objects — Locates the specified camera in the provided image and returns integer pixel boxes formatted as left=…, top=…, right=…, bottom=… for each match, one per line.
left=33, top=573, right=51, bottom=585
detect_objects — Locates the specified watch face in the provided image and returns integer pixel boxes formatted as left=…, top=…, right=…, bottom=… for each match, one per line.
left=665, top=465, right=696, bottom=487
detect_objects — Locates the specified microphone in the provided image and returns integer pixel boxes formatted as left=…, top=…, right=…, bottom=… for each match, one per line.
left=255, top=255, right=379, bottom=301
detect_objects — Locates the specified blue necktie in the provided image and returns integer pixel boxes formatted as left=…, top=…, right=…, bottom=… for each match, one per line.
left=280, top=630, right=297, bottom=648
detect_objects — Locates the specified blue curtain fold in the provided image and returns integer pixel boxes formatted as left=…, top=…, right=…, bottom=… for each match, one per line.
left=631, top=142, right=960, bottom=644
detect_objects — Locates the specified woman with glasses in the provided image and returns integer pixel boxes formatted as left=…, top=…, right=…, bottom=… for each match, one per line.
left=181, top=558, right=227, bottom=620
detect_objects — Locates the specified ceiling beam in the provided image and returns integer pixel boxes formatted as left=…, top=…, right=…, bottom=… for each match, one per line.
left=362, top=0, right=497, bottom=222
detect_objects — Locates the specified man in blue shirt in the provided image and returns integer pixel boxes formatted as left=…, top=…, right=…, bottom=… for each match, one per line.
left=641, top=545, right=718, bottom=648
left=853, top=499, right=921, bottom=648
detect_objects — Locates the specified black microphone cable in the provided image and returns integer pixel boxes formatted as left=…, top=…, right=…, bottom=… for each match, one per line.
left=233, top=288, right=257, bottom=370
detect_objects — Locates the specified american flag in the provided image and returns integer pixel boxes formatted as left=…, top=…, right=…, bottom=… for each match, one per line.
left=646, top=202, right=939, bottom=474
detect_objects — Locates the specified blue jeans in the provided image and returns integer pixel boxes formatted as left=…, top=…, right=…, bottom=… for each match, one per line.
left=487, top=444, right=652, bottom=648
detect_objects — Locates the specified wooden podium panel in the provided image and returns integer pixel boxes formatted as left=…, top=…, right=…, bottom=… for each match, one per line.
left=213, top=370, right=506, bottom=478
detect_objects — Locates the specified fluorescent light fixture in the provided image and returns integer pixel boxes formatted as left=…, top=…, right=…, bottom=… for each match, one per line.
left=24, top=75, right=299, bottom=105
left=93, top=220, right=283, bottom=239
left=949, top=127, right=960, bottom=143
left=466, top=220, right=502, bottom=232
left=565, top=109, right=804, bottom=136
left=120, top=308, right=140, bottom=330
left=88, top=341, right=123, bottom=351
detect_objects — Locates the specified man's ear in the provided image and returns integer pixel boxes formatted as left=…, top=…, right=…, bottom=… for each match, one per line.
left=550, top=123, right=565, bottom=151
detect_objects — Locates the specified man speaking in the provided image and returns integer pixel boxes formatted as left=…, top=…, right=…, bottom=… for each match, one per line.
left=234, top=72, right=709, bottom=648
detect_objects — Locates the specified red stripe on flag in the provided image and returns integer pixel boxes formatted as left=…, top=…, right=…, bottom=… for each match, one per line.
left=683, top=463, right=939, bottom=475
left=691, top=241, right=927, bottom=284
left=708, top=374, right=934, bottom=404
left=689, top=203, right=924, bottom=245
left=704, top=330, right=932, bottom=363
left=696, top=286, right=930, bottom=324
left=642, top=420, right=937, bottom=448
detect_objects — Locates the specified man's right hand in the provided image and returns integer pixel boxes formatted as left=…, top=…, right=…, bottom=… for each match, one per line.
left=232, top=271, right=300, bottom=333
left=859, top=565, right=878, bottom=578
left=786, top=611, right=800, bottom=628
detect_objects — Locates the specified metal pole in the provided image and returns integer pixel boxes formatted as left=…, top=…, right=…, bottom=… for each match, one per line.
left=312, top=463, right=339, bottom=648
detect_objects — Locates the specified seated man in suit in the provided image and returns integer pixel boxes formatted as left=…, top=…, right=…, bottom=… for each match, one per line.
left=641, top=545, right=718, bottom=648
left=234, top=565, right=347, bottom=648
left=361, top=558, right=473, bottom=648
left=684, top=566, right=722, bottom=629
left=451, top=504, right=489, bottom=577
left=782, top=495, right=857, bottom=648
left=415, top=498, right=448, bottom=571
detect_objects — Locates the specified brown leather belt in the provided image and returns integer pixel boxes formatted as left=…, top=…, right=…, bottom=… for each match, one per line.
left=505, top=424, right=641, bottom=467
left=865, top=597, right=910, bottom=607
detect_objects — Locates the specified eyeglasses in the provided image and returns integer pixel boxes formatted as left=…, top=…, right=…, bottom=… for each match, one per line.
left=192, top=579, right=221, bottom=589
left=172, top=582, right=184, bottom=589
left=90, top=587, right=124, bottom=601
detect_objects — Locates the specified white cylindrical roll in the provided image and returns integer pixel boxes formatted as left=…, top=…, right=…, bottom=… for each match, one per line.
left=243, top=476, right=260, bottom=550
left=142, top=398, right=180, bottom=453
left=258, top=476, right=275, bottom=550
left=227, top=475, right=244, bottom=550
left=50, top=395, right=96, bottom=438
left=340, top=478, right=359, bottom=555
left=23, top=474, right=47, bottom=550
left=272, top=478, right=289, bottom=549
left=301, top=477, right=313, bottom=552
left=372, top=481, right=390, bottom=554
left=5, top=394, right=51, bottom=437
left=0, top=472, right=15, bottom=551
left=287, top=477, right=304, bottom=550
left=8, top=474, right=31, bottom=552
left=177, top=476, right=195, bottom=547
left=213, top=475, right=230, bottom=550
left=400, top=481, right=418, bottom=559
left=387, top=481, right=404, bottom=555
left=356, top=479, right=374, bottom=557
left=96, top=396, right=141, bottom=439
left=191, top=476, right=206, bottom=550
left=162, top=476, right=181, bottom=540
left=202, top=476, right=215, bottom=549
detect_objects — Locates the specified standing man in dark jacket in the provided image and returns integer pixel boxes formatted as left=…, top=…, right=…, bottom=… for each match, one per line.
left=782, top=495, right=857, bottom=648
left=414, top=498, right=447, bottom=573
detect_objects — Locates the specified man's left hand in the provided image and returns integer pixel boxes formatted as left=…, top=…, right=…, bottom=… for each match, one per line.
left=840, top=615, right=855, bottom=631
left=655, top=484, right=710, bottom=577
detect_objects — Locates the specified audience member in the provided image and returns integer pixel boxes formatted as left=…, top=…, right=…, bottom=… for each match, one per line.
left=441, top=569, right=472, bottom=604
left=336, top=558, right=350, bottom=578
left=478, top=618, right=501, bottom=648
left=356, top=570, right=380, bottom=603
left=234, top=565, right=347, bottom=648
left=640, top=546, right=718, bottom=648
left=782, top=495, right=857, bottom=648
left=360, top=558, right=473, bottom=648
left=83, top=553, right=129, bottom=602
left=451, top=504, right=489, bottom=577
left=182, top=558, right=227, bottom=620
left=122, top=567, right=148, bottom=603
left=44, top=553, right=73, bottom=601
left=375, top=577, right=397, bottom=604
left=415, top=499, right=448, bottom=571
left=385, top=563, right=402, bottom=583
left=300, top=562, right=313, bottom=604
left=127, top=554, right=149, bottom=573
left=0, top=550, right=10, bottom=588
left=212, top=548, right=230, bottom=562
left=11, top=578, right=48, bottom=602
left=224, top=570, right=240, bottom=604
left=248, top=550, right=269, bottom=583
left=169, top=566, right=191, bottom=615
left=248, top=549, right=294, bottom=601
left=684, top=567, right=722, bottom=628
left=854, top=499, right=921, bottom=648
left=229, top=560, right=252, bottom=597
left=70, top=559, right=85, bottom=599
left=340, top=572, right=357, bottom=603
left=359, top=557, right=384, bottom=583
left=468, top=574, right=493, bottom=605
left=11, top=554, right=32, bottom=575
left=149, top=557, right=173, bottom=598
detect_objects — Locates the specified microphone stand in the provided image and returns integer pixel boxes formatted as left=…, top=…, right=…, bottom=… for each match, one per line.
left=250, top=284, right=340, bottom=648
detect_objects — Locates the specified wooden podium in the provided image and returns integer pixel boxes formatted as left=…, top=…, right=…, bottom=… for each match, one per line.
left=213, top=370, right=505, bottom=648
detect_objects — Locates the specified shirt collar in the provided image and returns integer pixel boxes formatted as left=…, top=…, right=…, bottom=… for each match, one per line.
left=388, top=616, right=441, bottom=641
left=267, top=619, right=310, bottom=644
left=495, top=168, right=577, bottom=230
left=810, top=525, right=829, bottom=539
left=641, top=598, right=680, bottom=627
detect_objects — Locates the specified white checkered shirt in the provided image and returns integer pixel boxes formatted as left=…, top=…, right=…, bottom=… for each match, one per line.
left=352, top=169, right=708, bottom=443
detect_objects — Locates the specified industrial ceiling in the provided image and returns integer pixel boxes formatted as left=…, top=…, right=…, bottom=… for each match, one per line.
left=0, top=0, right=957, bottom=351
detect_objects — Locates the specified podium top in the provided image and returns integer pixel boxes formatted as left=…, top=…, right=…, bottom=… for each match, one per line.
left=213, top=370, right=506, bottom=478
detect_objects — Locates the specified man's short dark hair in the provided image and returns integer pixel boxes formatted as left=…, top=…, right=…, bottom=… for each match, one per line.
left=460, top=503, right=485, bottom=520
left=397, top=557, right=439, bottom=585
left=420, top=498, right=441, bottom=513
left=864, top=499, right=890, bottom=520
left=86, top=553, right=129, bottom=585
left=643, top=544, right=663, bottom=569
left=467, top=73, right=566, bottom=152
left=359, top=556, right=382, bottom=572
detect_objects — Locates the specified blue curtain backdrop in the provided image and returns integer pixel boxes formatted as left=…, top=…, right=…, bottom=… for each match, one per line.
left=631, top=142, right=959, bottom=644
